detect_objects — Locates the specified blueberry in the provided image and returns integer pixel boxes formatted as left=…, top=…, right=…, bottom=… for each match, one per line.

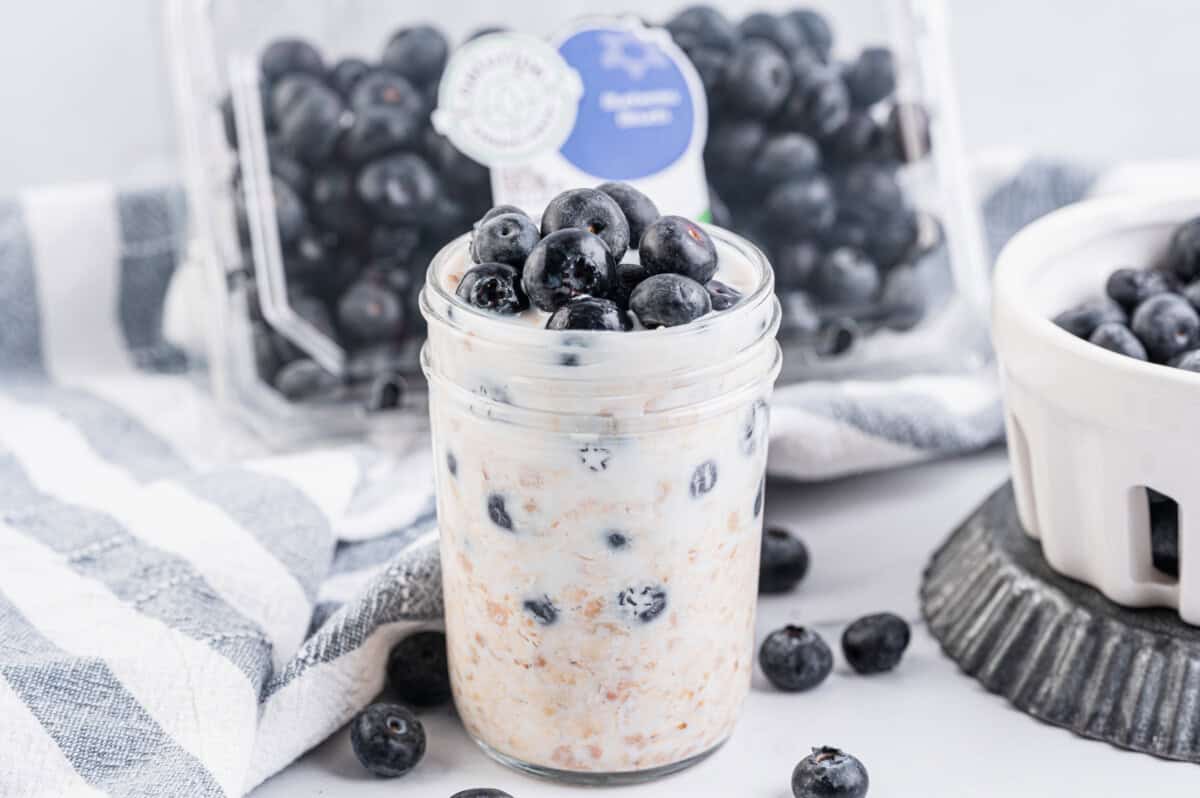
left=329, top=57, right=371, bottom=98
left=685, top=46, right=731, bottom=95
left=446, top=451, right=458, bottom=477
left=783, top=292, right=823, bottom=337
left=738, top=12, right=807, bottom=59
left=706, top=280, right=742, bottom=311
left=759, top=625, right=832, bottom=692
left=487, top=493, right=512, bottom=530
left=750, top=133, right=822, bottom=190
left=630, top=273, right=712, bottom=328
left=689, top=459, right=718, bottom=497
left=546, top=297, right=630, bottom=331
left=866, top=209, right=919, bottom=270
left=776, top=54, right=850, bottom=139
left=842, top=612, right=911, bottom=674
left=266, top=139, right=311, bottom=195
left=792, top=747, right=869, bottom=798
left=665, top=5, right=739, bottom=54
left=774, top=241, right=822, bottom=290
left=597, top=182, right=660, bottom=247
left=705, top=120, right=766, bottom=182
left=365, top=371, right=406, bottom=412
left=521, top=229, right=616, bottom=313
left=844, top=47, right=896, bottom=108
left=456, top=263, right=528, bottom=315
left=763, top=177, right=836, bottom=240
left=616, top=585, right=668, bottom=623
left=1053, top=297, right=1127, bottom=339
left=835, top=163, right=904, bottom=226
left=273, top=358, right=341, bottom=401
left=283, top=227, right=331, bottom=281
left=823, top=113, right=889, bottom=163
left=270, top=75, right=344, bottom=164
left=368, top=225, right=422, bottom=265
left=639, top=216, right=718, bottom=283
left=606, top=530, right=630, bottom=550
left=339, top=103, right=425, bottom=163
left=879, top=264, right=927, bottom=331
left=886, top=102, right=932, bottom=162
left=476, top=204, right=528, bottom=228
left=1173, top=350, right=1200, bottom=372
left=611, top=261, right=650, bottom=310
left=721, top=40, right=792, bottom=119
left=386, top=630, right=451, bottom=707
left=338, top=279, right=405, bottom=344
left=784, top=9, right=834, bottom=62
left=424, top=129, right=491, bottom=192
left=1088, top=322, right=1148, bottom=360
left=349, top=703, right=426, bottom=778
left=259, top=176, right=307, bottom=247
left=810, top=248, right=880, bottom=306
left=541, top=188, right=631, bottom=263
left=357, top=153, right=442, bottom=224
left=1131, top=293, right=1200, bottom=362
left=760, top=527, right=809, bottom=594
left=523, top=595, right=559, bottom=626
left=309, top=167, right=370, bottom=240
left=260, top=38, right=325, bottom=84
left=381, top=25, right=449, bottom=86
left=1105, top=267, right=1173, bottom=311
left=1165, top=216, right=1200, bottom=282
left=471, top=212, right=539, bottom=268
left=451, top=790, right=514, bottom=798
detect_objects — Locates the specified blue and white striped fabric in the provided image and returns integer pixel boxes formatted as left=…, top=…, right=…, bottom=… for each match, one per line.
left=0, top=162, right=1096, bottom=796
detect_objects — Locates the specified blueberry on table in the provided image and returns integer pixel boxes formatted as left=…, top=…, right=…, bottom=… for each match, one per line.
left=1105, top=267, right=1173, bottom=311
left=356, top=153, right=442, bottom=224
left=540, top=188, right=631, bottom=263
left=270, top=75, right=344, bottom=164
left=1088, top=322, right=1148, bottom=360
left=639, top=215, right=718, bottom=283
left=522, top=229, right=616, bottom=313
left=337, top=279, right=405, bottom=344
left=759, top=527, right=809, bottom=594
left=785, top=8, right=834, bottom=62
left=1131, top=293, right=1200, bottom=363
left=451, top=790, right=515, bottom=798
left=1052, top=297, right=1127, bottom=339
left=738, top=12, right=807, bottom=59
left=792, top=747, right=870, bottom=798
left=329, top=56, right=370, bottom=98
left=705, top=119, right=767, bottom=180
left=775, top=54, right=850, bottom=138
left=387, top=630, right=451, bottom=707
left=260, top=38, right=325, bottom=83
left=844, top=47, right=896, bottom=109
left=1172, top=350, right=1200, bottom=372
left=471, top=212, right=540, bottom=268
left=273, top=358, right=341, bottom=401
left=456, top=263, right=528, bottom=315
left=611, top=261, right=650, bottom=310
left=350, top=703, right=426, bottom=778
left=339, top=103, right=425, bottom=163
left=810, top=248, right=880, bottom=306
left=381, top=25, right=449, bottom=86
left=630, top=273, right=712, bottom=328
left=475, top=204, right=529, bottom=229
left=706, top=279, right=742, bottom=311
left=759, top=625, right=833, bottom=691
left=841, top=612, right=911, bottom=674
left=665, top=5, right=739, bottom=55
left=546, top=297, right=631, bottom=331
left=597, top=182, right=660, bottom=247
left=1165, top=216, right=1200, bottom=283
left=763, top=177, right=836, bottom=240
left=721, top=40, right=793, bottom=119
left=749, top=133, right=822, bottom=190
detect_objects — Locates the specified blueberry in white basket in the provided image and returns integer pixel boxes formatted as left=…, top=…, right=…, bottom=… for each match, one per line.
left=1131, top=293, right=1200, bottom=363
left=639, top=215, right=718, bottom=283
left=1088, top=322, right=1147, bottom=360
left=1053, top=297, right=1126, bottom=339
left=522, top=229, right=616, bottom=313
left=387, top=630, right=451, bottom=707
left=350, top=702, right=426, bottom=778
left=456, top=263, right=528, bottom=315
left=759, top=526, right=809, bottom=594
left=1173, top=350, right=1200, bottom=372
left=842, top=612, right=911, bottom=674
left=1104, top=267, right=1172, bottom=311
left=546, top=297, right=631, bottom=331
left=706, top=279, right=742, bottom=311
left=760, top=625, right=833, bottom=692
left=792, top=747, right=870, bottom=798
left=630, top=274, right=713, bottom=328
left=471, top=212, right=540, bottom=268
left=597, top=182, right=660, bottom=247
left=540, top=187, right=631, bottom=263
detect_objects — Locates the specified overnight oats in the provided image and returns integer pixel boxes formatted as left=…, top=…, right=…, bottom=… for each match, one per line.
left=420, top=186, right=782, bottom=784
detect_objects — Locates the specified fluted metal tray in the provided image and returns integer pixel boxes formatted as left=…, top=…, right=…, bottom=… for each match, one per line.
left=921, top=482, right=1200, bottom=763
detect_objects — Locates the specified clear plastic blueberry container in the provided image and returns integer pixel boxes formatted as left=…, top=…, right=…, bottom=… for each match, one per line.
left=165, top=0, right=986, bottom=446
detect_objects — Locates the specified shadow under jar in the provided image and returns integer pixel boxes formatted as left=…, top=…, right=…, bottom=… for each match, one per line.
left=420, top=226, right=782, bottom=784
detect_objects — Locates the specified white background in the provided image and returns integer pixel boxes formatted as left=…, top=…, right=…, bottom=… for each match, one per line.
left=0, top=0, right=1197, bottom=194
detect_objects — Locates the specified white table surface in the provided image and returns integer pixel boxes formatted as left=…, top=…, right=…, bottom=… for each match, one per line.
left=252, top=447, right=1200, bottom=797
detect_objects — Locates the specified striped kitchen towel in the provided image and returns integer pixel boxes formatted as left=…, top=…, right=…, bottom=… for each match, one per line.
left=0, top=160, right=1097, bottom=796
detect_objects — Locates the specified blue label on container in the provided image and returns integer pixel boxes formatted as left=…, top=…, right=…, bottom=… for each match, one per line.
left=557, top=28, right=696, bottom=181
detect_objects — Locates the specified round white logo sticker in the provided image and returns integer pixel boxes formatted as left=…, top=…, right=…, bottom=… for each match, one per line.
left=432, top=33, right=584, bottom=167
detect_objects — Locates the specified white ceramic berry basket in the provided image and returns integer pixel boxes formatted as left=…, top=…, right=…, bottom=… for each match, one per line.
left=993, top=193, right=1200, bottom=624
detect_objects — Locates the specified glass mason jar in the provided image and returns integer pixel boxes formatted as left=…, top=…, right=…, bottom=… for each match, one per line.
left=420, top=226, right=781, bottom=783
